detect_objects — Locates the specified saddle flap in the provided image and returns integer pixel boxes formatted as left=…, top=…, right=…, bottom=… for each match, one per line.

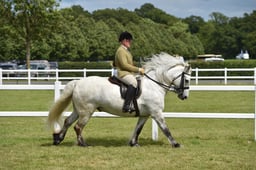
left=108, top=76, right=141, bottom=99
left=108, top=76, right=127, bottom=98
left=108, top=76, right=141, bottom=116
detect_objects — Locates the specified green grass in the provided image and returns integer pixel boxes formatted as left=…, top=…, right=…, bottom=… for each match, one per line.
left=0, top=90, right=255, bottom=169
left=0, top=90, right=254, bottom=113
left=0, top=117, right=255, bottom=169
left=165, top=91, right=254, bottom=113
left=0, top=90, right=54, bottom=111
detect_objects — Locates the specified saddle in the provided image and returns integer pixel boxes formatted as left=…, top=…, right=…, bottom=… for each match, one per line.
left=108, top=76, right=141, bottom=116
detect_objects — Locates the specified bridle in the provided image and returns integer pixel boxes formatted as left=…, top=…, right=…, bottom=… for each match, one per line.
left=144, top=64, right=191, bottom=93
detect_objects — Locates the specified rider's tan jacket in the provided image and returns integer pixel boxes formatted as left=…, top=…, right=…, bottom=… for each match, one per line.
left=114, top=45, right=140, bottom=78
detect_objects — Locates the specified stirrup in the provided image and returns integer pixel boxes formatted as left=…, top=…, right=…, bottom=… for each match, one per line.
left=128, top=103, right=136, bottom=113
left=122, top=104, right=135, bottom=113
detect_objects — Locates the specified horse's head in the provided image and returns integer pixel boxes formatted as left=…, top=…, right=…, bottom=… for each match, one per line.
left=168, top=64, right=192, bottom=100
left=144, top=53, right=192, bottom=100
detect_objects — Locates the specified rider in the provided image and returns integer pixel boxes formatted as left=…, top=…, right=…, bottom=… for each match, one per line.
left=114, top=31, right=145, bottom=112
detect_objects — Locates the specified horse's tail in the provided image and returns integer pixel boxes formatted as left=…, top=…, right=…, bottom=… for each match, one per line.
left=47, top=80, right=77, bottom=132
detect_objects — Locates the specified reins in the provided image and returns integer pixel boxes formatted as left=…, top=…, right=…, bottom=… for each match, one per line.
left=144, top=73, right=174, bottom=91
left=144, top=66, right=191, bottom=92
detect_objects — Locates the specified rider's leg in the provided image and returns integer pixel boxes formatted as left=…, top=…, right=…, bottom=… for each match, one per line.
left=122, top=85, right=136, bottom=112
left=121, top=75, right=137, bottom=112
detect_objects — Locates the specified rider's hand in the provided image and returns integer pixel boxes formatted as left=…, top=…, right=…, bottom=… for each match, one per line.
left=139, top=68, right=145, bottom=75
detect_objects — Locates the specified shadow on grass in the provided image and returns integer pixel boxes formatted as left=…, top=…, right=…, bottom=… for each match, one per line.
left=41, top=136, right=166, bottom=147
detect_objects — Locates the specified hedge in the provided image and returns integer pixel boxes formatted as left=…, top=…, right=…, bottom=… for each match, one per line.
left=189, top=60, right=256, bottom=76
left=58, top=59, right=256, bottom=77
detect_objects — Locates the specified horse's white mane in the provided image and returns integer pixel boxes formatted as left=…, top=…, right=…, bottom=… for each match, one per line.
left=144, top=52, right=185, bottom=71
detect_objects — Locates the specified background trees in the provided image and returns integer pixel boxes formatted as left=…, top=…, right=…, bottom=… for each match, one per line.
left=0, top=1, right=255, bottom=62
left=0, top=0, right=60, bottom=67
left=183, top=11, right=256, bottom=59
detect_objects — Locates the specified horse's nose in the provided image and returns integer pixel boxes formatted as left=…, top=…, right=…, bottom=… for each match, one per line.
left=180, top=95, right=187, bottom=100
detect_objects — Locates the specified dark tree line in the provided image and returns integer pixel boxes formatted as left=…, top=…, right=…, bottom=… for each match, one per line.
left=0, top=1, right=255, bottom=64
left=183, top=11, right=256, bottom=59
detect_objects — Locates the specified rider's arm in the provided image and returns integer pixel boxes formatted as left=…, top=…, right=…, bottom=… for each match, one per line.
left=116, top=50, right=140, bottom=73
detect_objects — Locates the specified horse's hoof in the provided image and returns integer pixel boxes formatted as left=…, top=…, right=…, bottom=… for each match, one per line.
left=172, top=143, right=180, bottom=148
left=53, top=133, right=62, bottom=145
left=133, top=144, right=140, bottom=147
left=77, top=143, right=90, bottom=147
left=129, top=142, right=140, bottom=147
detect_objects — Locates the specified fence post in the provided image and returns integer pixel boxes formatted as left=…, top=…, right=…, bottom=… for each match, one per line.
left=195, top=68, right=198, bottom=85
left=84, top=68, right=87, bottom=77
left=55, top=69, right=59, bottom=81
left=28, top=69, right=31, bottom=85
left=0, top=68, right=2, bottom=85
left=224, top=68, right=227, bottom=85
left=254, top=68, right=256, bottom=141
left=54, top=81, right=61, bottom=101
left=152, top=119, right=158, bottom=141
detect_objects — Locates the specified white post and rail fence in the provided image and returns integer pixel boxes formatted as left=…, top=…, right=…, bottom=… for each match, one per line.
left=0, top=68, right=256, bottom=141
left=0, top=67, right=255, bottom=85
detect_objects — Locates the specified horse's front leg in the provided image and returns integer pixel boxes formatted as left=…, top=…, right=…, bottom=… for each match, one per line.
left=152, top=114, right=180, bottom=148
left=129, top=117, right=149, bottom=146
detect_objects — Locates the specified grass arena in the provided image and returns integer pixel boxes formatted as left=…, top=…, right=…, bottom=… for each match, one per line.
left=0, top=90, right=255, bottom=169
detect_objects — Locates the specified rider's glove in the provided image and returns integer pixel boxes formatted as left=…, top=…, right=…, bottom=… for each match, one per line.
left=139, top=68, right=145, bottom=75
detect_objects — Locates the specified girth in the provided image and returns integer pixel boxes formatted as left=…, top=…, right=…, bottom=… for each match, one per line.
left=108, top=76, right=141, bottom=116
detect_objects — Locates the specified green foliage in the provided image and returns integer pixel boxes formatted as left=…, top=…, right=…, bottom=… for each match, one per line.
left=184, top=10, right=256, bottom=59
left=135, top=3, right=179, bottom=25
left=1, top=2, right=256, bottom=62
left=183, top=15, right=205, bottom=34
left=5, top=0, right=60, bottom=66
left=190, top=59, right=256, bottom=68
left=93, top=8, right=141, bottom=26
left=0, top=2, right=204, bottom=62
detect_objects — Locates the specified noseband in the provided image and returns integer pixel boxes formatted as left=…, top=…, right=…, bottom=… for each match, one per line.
left=171, top=71, right=190, bottom=94
left=144, top=64, right=191, bottom=93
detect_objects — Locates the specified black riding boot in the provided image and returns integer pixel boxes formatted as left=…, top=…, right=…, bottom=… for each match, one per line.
left=122, top=85, right=136, bottom=113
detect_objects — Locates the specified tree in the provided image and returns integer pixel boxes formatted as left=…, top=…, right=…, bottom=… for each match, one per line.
left=183, top=15, right=205, bottom=34
left=4, top=0, right=60, bottom=68
left=92, top=8, right=141, bottom=26
left=0, top=3, right=208, bottom=62
left=135, top=3, right=178, bottom=25
left=87, top=20, right=115, bottom=61
left=238, top=11, right=256, bottom=58
left=210, top=12, right=229, bottom=25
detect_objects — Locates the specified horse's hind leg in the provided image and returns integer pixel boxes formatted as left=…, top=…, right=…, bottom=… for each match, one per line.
left=152, top=114, right=180, bottom=148
left=53, top=111, right=78, bottom=145
left=74, top=114, right=92, bottom=147
left=129, top=117, right=149, bottom=146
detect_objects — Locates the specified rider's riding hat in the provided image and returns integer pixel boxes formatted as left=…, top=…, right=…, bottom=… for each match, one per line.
left=119, top=31, right=133, bottom=42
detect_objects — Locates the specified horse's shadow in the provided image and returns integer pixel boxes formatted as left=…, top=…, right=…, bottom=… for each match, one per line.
left=41, top=137, right=165, bottom=147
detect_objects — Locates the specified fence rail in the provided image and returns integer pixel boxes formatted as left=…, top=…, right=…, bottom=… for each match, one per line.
left=0, top=81, right=255, bottom=141
left=1, top=68, right=256, bottom=141
left=1, top=67, right=256, bottom=85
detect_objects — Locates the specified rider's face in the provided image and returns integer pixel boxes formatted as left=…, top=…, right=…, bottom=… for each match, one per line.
left=122, top=39, right=132, bottom=48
